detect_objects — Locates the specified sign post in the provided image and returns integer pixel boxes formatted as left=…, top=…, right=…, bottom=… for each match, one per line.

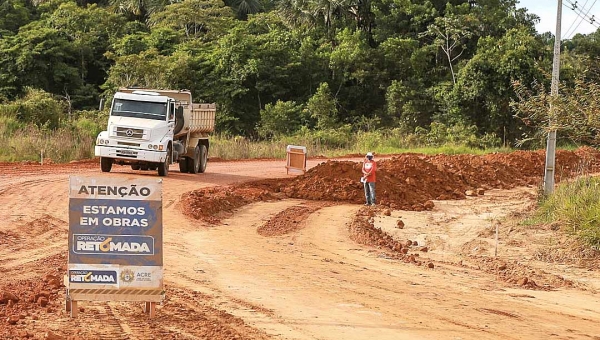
left=285, top=145, right=307, bottom=175
left=66, top=176, right=164, bottom=318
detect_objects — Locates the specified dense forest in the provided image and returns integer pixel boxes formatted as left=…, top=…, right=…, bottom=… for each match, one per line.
left=1, top=0, right=600, bottom=152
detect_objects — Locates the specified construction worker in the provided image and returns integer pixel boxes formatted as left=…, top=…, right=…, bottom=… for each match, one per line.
left=362, top=152, right=377, bottom=205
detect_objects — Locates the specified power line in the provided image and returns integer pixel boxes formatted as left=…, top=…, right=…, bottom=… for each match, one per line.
left=564, top=0, right=599, bottom=30
left=563, top=0, right=600, bottom=37
left=565, top=0, right=599, bottom=37
left=564, top=0, right=590, bottom=37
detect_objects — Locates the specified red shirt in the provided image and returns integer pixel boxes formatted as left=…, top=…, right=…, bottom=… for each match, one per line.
left=362, top=160, right=376, bottom=182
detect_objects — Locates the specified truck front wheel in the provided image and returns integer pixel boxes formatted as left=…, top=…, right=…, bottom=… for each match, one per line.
left=100, top=157, right=112, bottom=173
left=158, top=148, right=171, bottom=177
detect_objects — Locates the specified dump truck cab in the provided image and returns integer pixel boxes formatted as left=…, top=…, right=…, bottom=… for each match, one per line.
left=95, top=89, right=215, bottom=177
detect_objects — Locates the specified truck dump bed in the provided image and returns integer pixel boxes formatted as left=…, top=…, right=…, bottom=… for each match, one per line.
left=117, top=88, right=216, bottom=136
left=188, top=103, right=216, bottom=134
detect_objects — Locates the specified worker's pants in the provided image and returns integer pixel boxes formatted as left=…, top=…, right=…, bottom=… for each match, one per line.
left=363, top=182, right=376, bottom=205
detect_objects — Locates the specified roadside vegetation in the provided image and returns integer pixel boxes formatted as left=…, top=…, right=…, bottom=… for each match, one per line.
left=2, top=0, right=600, bottom=164
left=1, top=116, right=506, bottom=162
left=526, top=177, right=600, bottom=250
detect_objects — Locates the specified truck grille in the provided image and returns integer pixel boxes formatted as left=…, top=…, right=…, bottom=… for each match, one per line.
left=116, top=127, right=145, bottom=139
left=116, top=149, right=138, bottom=158
left=117, top=141, right=141, bottom=147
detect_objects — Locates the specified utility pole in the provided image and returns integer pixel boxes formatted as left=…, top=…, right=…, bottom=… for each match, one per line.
left=544, top=0, right=562, bottom=195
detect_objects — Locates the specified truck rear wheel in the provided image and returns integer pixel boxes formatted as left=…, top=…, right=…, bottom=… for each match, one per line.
left=131, top=165, right=140, bottom=170
left=100, top=157, right=112, bottom=172
left=158, top=148, right=170, bottom=177
left=179, top=157, right=189, bottom=173
left=187, top=146, right=201, bottom=174
left=199, top=145, right=207, bottom=173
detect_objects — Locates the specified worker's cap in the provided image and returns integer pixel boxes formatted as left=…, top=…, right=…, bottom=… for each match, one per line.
left=366, top=152, right=373, bottom=157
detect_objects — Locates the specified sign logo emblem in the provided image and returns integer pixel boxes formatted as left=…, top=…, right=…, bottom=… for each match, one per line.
left=126, top=129, right=134, bottom=137
left=120, top=269, right=135, bottom=283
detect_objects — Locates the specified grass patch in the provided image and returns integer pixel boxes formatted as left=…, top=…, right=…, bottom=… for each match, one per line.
left=1, top=115, right=513, bottom=163
left=526, top=177, right=600, bottom=249
left=0, top=114, right=103, bottom=163
left=210, top=128, right=511, bottom=160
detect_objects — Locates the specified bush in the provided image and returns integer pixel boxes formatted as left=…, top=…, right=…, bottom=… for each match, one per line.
left=532, top=177, right=600, bottom=249
left=415, top=122, right=501, bottom=148
left=257, top=100, right=305, bottom=138
left=0, top=87, right=66, bottom=129
left=0, top=116, right=25, bottom=135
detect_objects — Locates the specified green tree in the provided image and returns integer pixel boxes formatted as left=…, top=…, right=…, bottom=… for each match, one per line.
left=224, top=0, right=262, bottom=20
left=420, top=13, right=475, bottom=84
left=148, top=0, right=234, bottom=41
left=0, top=0, right=33, bottom=34
left=257, top=100, right=304, bottom=137
left=0, top=87, right=66, bottom=129
left=453, top=27, right=548, bottom=139
left=306, top=82, right=337, bottom=129
left=0, top=22, right=80, bottom=99
left=109, top=0, right=170, bottom=22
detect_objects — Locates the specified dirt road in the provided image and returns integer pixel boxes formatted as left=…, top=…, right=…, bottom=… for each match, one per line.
left=1, top=157, right=599, bottom=339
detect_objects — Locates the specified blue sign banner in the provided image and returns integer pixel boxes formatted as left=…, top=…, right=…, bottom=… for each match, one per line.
left=68, top=177, right=163, bottom=267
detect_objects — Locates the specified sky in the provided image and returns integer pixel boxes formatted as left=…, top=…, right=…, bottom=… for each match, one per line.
left=517, top=0, right=600, bottom=38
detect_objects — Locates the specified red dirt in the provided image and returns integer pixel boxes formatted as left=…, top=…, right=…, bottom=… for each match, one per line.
left=348, top=207, right=427, bottom=266
left=181, top=187, right=280, bottom=224
left=0, top=257, right=66, bottom=338
left=183, top=148, right=600, bottom=222
left=257, top=202, right=327, bottom=237
left=455, top=257, right=576, bottom=290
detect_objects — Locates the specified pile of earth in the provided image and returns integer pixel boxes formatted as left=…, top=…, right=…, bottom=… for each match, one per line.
left=257, top=202, right=327, bottom=237
left=181, top=187, right=280, bottom=224
left=182, top=148, right=600, bottom=222
left=457, top=257, right=576, bottom=290
left=349, top=207, right=433, bottom=268
left=0, top=266, right=65, bottom=338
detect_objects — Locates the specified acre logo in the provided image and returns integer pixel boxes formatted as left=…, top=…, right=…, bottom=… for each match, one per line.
left=120, top=269, right=135, bottom=283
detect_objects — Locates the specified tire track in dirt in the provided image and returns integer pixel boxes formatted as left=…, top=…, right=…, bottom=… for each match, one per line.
left=198, top=203, right=600, bottom=339
left=0, top=177, right=69, bottom=233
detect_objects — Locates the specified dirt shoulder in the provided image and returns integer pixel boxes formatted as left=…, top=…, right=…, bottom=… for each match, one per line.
left=1, top=150, right=600, bottom=339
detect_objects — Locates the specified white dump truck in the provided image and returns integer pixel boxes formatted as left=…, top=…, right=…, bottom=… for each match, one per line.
left=95, top=88, right=216, bottom=176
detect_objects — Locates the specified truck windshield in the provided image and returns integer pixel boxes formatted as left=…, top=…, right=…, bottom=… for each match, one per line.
left=111, top=99, right=167, bottom=121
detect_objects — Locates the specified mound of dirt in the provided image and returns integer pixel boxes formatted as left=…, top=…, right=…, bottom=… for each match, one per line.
left=181, top=187, right=279, bottom=223
left=348, top=207, right=428, bottom=266
left=257, top=203, right=326, bottom=237
left=182, top=148, right=600, bottom=223
left=0, top=265, right=65, bottom=338
left=459, top=257, right=576, bottom=290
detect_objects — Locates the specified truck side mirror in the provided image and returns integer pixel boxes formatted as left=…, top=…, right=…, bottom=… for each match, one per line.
left=99, top=98, right=105, bottom=111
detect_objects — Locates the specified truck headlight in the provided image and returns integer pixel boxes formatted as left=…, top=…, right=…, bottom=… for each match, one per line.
left=153, top=145, right=159, bottom=150
left=148, top=144, right=153, bottom=149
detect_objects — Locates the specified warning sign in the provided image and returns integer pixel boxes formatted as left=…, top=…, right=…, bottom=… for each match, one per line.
left=67, top=176, right=163, bottom=305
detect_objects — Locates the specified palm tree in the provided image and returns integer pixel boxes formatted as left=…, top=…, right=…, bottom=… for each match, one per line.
left=109, top=0, right=174, bottom=22
left=278, top=0, right=316, bottom=28
left=224, top=0, right=262, bottom=20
